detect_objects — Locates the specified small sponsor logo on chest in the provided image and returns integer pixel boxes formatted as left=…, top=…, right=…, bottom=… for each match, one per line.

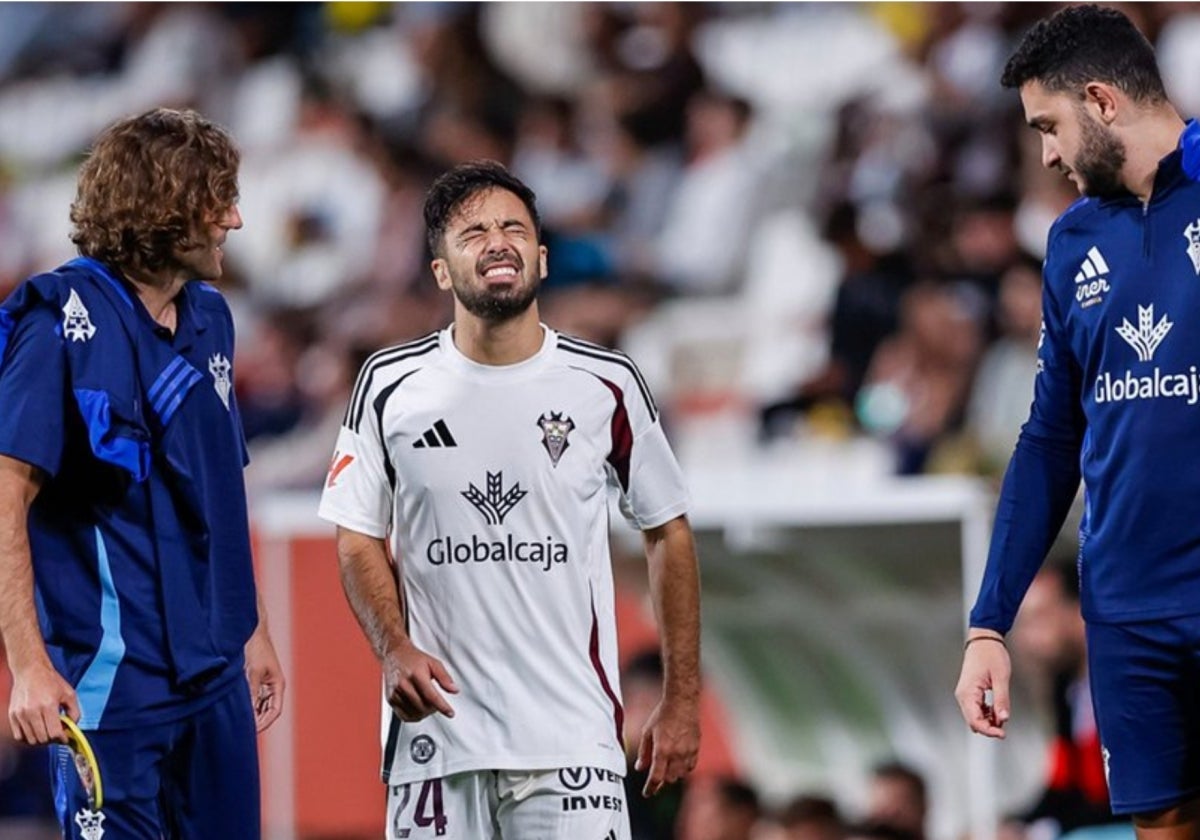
left=1074, top=246, right=1111, bottom=308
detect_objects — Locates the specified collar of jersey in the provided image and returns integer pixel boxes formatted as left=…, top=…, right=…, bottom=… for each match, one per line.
left=1098, top=119, right=1198, bottom=208
left=440, top=323, right=555, bottom=382
left=71, top=259, right=211, bottom=349
left=1180, top=118, right=1200, bottom=181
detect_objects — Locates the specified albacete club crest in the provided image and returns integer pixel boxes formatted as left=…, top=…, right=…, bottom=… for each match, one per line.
left=75, top=808, right=105, bottom=840
left=208, top=353, right=232, bottom=410
left=62, top=288, right=97, bottom=342
left=1185, top=219, right=1200, bottom=275
left=537, top=412, right=575, bottom=467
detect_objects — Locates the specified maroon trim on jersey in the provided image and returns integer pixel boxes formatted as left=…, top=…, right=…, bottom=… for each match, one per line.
left=595, top=376, right=633, bottom=492
left=557, top=335, right=659, bottom=422
left=589, top=594, right=624, bottom=746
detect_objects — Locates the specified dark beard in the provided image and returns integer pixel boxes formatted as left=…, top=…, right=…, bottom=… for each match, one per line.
left=1075, top=112, right=1128, bottom=199
left=455, top=278, right=539, bottom=322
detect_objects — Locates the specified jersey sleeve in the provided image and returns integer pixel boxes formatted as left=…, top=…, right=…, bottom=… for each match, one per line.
left=0, top=304, right=68, bottom=477
left=604, top=365, right=689, bottom=530
left=317, top=367, right=393, bottom=539
left=969, top=250, right=1085, bottom=633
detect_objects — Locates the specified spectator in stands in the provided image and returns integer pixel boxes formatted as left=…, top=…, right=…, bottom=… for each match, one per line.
left=623, top=650, right=687, bottom=840
left=678, top=775, right=762, bottom=840
left=940, top=193, right=1021, bottom=302
left=234, top=309, right=309, bottom=443
left=856, top=280, right=985, bottom=473
left=965, top=252, right=1043, bottom=476
left=245, top=337, right=360, bottom=494
left=864, top=761, right=928, bottom=840
left=758, top=794, right=846, bottom=840
left=654, top=89, right=761, bottom=295
left=601, top=110, right=684, bottom=283
left=511, top=96, right=610, bottom=233
left=1012, top=560, right=1118, bottom=836
left=758, top=200, right=915, bottom=441
left=843, top=821, right=921, bottom=840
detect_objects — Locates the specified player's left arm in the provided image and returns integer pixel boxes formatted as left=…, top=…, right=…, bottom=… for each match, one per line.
left=244, top=591, right=285, bottom=732
left=636, top=514, right=701, bottom=797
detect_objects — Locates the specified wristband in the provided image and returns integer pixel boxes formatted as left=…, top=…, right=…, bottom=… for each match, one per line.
left=963, top=635, right=1006, bottom=651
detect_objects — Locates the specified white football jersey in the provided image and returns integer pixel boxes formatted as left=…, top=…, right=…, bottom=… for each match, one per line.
left=318, top=326, right=689, bottom=785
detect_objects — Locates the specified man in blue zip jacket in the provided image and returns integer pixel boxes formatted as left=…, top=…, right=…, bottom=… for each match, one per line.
left=955, top=6, right=1200, bottom=836
left=0, top=108, right=284, bottom=838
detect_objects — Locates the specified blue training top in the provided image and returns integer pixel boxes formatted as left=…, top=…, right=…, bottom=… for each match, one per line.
left=0, top=258, right=258, bottom=728
left=972, top=120, right=1200, bottom=632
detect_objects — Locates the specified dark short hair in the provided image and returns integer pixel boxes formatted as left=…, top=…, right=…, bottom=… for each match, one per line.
left=70, top=108, right=239, bottom=277
left=714, top=777, right=761, bottom=815
left=621, top=649, right=665, bottom=684
left=1000, top=4, right=1166, bottom=103
left=871, top=761, right=927, bottom=809
left=422, top=160, right=540, bottom=257
left=779, top=794, right=843, bottom=828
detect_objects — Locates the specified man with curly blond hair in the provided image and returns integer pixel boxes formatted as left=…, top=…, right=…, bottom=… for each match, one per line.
left=0, top=108, right=284, bottom=838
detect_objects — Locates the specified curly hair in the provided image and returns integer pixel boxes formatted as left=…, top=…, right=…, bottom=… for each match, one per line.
left=1001, top=4, right=1166, bottom=103
left=423, top=160, right=540, bottom=257
left=70, top=108, right=240, bottom=278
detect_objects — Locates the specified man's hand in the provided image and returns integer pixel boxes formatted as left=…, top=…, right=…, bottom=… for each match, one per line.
left=954, top=632, right=1011, bottom=739
left=9, top=660, right=78, bottom=745
left=245, top=625, right=286, bottom=732
left=383, top=640, right=458, bottom=722
left=635, top=698, right=699, bottom=797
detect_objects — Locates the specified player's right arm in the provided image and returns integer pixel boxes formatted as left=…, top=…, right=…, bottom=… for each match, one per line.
left=0, top=305, right=78, bottom=744
left=955, top=247, right=1084, bottom=738
left=319, top=353, right=456, bottom=722
left=334, top=527, right=457, bottom=720
left=0, top=455, right=78, bottom=744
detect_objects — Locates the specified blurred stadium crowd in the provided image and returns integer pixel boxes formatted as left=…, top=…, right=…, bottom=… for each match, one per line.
left=0, top=2, right=1197, bottom=491
left=2, top=2, right=1199, bottom=838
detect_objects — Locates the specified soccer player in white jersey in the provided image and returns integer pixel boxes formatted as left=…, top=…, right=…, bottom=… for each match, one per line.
left=318, top=160, right=701, bottom=840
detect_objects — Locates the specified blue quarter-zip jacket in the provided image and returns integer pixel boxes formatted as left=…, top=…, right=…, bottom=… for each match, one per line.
left=972, top=119, right=1200, bottom=631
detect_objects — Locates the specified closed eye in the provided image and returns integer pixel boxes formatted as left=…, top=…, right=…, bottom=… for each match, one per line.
left=1028, top=118, right=1055, bottom=136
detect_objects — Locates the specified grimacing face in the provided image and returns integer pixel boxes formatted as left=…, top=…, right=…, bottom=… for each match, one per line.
left=1020, top=80, right=1128, bottom=199
left=432, top=187, right=548, bottom=323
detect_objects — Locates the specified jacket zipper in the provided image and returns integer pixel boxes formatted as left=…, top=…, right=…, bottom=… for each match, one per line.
left=1143, top=202, right=1151, bottom=259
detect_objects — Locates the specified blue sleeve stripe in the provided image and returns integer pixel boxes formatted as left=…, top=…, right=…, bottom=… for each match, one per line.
left=150, top=365, right=201, bottom=423
left=76, top=527, right=126, bottom=728
left=148, top=356, right=188, bottom=404
left=73, top=389, right=150, bottom=482
left=0, top=307, right=14, bottom=364
left=157, top=369, right=202, bottom=427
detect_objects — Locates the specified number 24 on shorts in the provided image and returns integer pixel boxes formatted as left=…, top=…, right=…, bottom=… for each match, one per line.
left=392, top=779, right=448, bottom=838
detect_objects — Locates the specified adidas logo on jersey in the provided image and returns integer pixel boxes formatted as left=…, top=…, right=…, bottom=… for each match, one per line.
left=1074, top=246, right=1111, bottom=307
left=413, top=419, right=457, bottom=448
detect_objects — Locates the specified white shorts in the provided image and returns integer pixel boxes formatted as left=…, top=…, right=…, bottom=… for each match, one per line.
left=386, top=767, right=631, bottom=840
